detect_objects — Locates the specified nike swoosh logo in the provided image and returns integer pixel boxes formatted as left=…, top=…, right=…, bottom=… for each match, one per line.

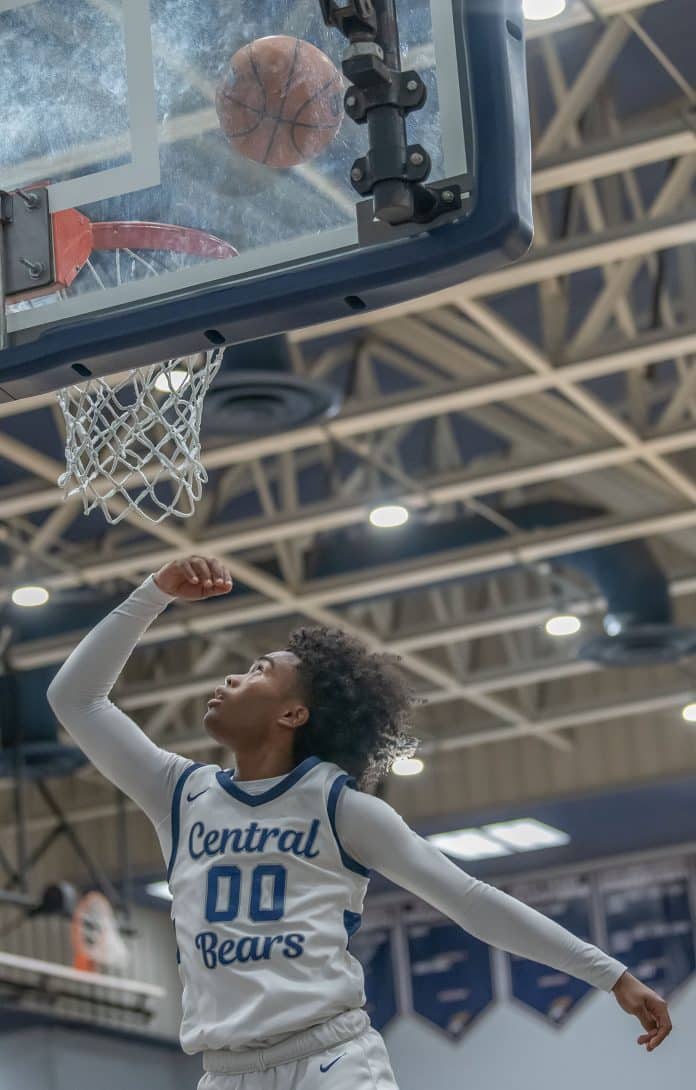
left=186, top=788, right=209, bottom=802
left=319, top=1053, right=346, bottom=1073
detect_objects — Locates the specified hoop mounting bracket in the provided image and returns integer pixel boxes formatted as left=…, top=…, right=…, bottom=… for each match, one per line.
left=319, top=0, right=378, bottom=39
left=321, top=0, right=462, bottom=230
left=0, top=187, right=53, bottom=295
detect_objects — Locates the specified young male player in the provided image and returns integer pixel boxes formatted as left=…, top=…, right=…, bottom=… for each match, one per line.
left=47, top=554, right=672, bottom=1089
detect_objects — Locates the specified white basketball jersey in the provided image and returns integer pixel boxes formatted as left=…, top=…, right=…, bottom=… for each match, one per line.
left=166, top=755, right=371, bottom=1054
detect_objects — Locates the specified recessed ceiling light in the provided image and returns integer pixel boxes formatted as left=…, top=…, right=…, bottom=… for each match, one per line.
left=545, top=614, right=581, bottom=637
left=682, top=704, right=696, bottom=723
left=523, top=0, right=567, bottom=19
left=154, top=369, right=188, bottom=393
left=391, top=757, right=424, bottom=776
left=11, top=586, right=49, bottom=608
left=483, top=819, right=570, bottom=851
left=369, top=504, right=409, bottom=528
left=604, top=614, right=624, bottom=637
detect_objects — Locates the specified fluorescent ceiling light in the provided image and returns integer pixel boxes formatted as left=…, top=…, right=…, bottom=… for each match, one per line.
left=428, top=829, right=512, bottom=860
left=428, top=819, right=571, bottom=860
left=483, top=818, right=570, bottom=851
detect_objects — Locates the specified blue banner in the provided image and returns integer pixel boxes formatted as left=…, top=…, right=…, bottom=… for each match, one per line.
left=509, top=892, right=593, bottom=1025
left=603, top=876, right=695, bottom=997
left=350, top=926, right=398, bottom=1032
left=407, top=920, right=493, bottom=1039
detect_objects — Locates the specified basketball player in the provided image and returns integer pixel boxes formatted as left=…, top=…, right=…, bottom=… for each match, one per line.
left=47, top=554, right=672, bottom=1089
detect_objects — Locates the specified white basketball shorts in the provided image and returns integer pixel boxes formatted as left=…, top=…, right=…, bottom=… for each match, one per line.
left=196, top=1010, right=399, bottom=1090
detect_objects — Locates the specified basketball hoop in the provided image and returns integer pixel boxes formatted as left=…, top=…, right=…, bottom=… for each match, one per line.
left=8, top=208, right=239, bottom=304
left=4, top=202, right=236, bottom=523
left=57, top=348, right=223, bottom=524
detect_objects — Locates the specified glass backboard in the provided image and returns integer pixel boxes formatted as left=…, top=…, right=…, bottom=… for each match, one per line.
left=0, top=0, right=532, bottom=401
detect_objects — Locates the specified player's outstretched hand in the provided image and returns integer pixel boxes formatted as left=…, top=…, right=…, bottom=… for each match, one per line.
left=153, top=556, right=233, bottom=600
left=612, top=970, right=672, bottom=1052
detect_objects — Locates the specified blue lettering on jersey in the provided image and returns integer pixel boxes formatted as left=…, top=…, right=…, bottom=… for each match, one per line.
left=188, top=818, right=321, bottom=861
left=204, top=863, right=288, bottom=923
left=282, top=933, right=305, bottom=958
left=194, top=929, right=306, bottom=968
left=205, top=865, right=242, bottom=922
left=249, top=864, right=286, bottom=921
left=182, top=817, right=321, bottom=971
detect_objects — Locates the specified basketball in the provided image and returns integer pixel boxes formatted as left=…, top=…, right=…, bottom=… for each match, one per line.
left=215, top=36, right=344, bottom=169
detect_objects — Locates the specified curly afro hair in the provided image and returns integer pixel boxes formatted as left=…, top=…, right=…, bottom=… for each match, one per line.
left=285, top=625, right=422, bottom=790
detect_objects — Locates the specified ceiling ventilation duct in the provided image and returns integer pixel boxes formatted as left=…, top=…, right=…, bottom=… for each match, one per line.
left=307, top=500, right=696, bottom=667
left=0, top=670, right=87, bottom=779
left=201, top=335, right=342, bottom=438
left=516, top=502, right=696, bottom=667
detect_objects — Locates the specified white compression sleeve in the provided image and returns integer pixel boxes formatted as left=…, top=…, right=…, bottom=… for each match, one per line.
left=337, top=788, right=626, bottom=992
left=47, top=575, right=192, bottom=832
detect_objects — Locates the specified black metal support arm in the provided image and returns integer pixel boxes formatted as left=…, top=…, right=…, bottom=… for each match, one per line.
left=320, top=0, right=465, bottom=227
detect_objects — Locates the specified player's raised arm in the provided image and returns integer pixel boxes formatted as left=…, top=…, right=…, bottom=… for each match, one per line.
left=337, top=789, right=672, bottom=1053
left=46, top=556, right=233, bottom=830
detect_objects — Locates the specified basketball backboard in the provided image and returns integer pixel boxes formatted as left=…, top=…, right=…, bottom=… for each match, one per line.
left=0, top=0, right=531, bottom=402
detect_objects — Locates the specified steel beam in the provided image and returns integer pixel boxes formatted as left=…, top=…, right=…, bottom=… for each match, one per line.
left=2, top=323, right=696, bottom=521
left=10, top=507, right=696, bottom=674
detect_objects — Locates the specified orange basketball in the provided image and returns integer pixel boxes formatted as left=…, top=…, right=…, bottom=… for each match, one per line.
left=215, top=36, right=344, bottom=169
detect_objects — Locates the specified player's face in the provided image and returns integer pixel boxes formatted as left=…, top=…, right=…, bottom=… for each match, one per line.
left=203, top=650, right=308, bottom=746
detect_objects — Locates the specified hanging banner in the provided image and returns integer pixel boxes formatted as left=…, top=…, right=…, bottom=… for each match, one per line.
left=407, top=919, right=493, bottom=1040
left=350, top=926, right=399, bottom=1032
left=601, top=864, right=695, bottom=997
left=507, top=877, right=593, bottom=1026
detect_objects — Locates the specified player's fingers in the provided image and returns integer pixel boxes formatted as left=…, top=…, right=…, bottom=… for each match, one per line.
left=647, top=1030, right=668, bottom=1051
left=182, top=559, right=200, bottom=584
left=208, top=558, right=228, bottom=586
left=636, top=1007, right=655, bottom=1033
left=206, top=559, right=233, bottom=595
left=190, top=556, right=213, bottom=586
left=647, top=1006, right=672, bottom=1050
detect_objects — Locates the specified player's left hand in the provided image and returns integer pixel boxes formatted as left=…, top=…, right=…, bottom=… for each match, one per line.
left=153, top=555, right=233, bottom=600
left=611, top=970, right=672, bottom=1051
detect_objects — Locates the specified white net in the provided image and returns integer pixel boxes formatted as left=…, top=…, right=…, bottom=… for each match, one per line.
left=57, top=348, right=223, bottom=524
